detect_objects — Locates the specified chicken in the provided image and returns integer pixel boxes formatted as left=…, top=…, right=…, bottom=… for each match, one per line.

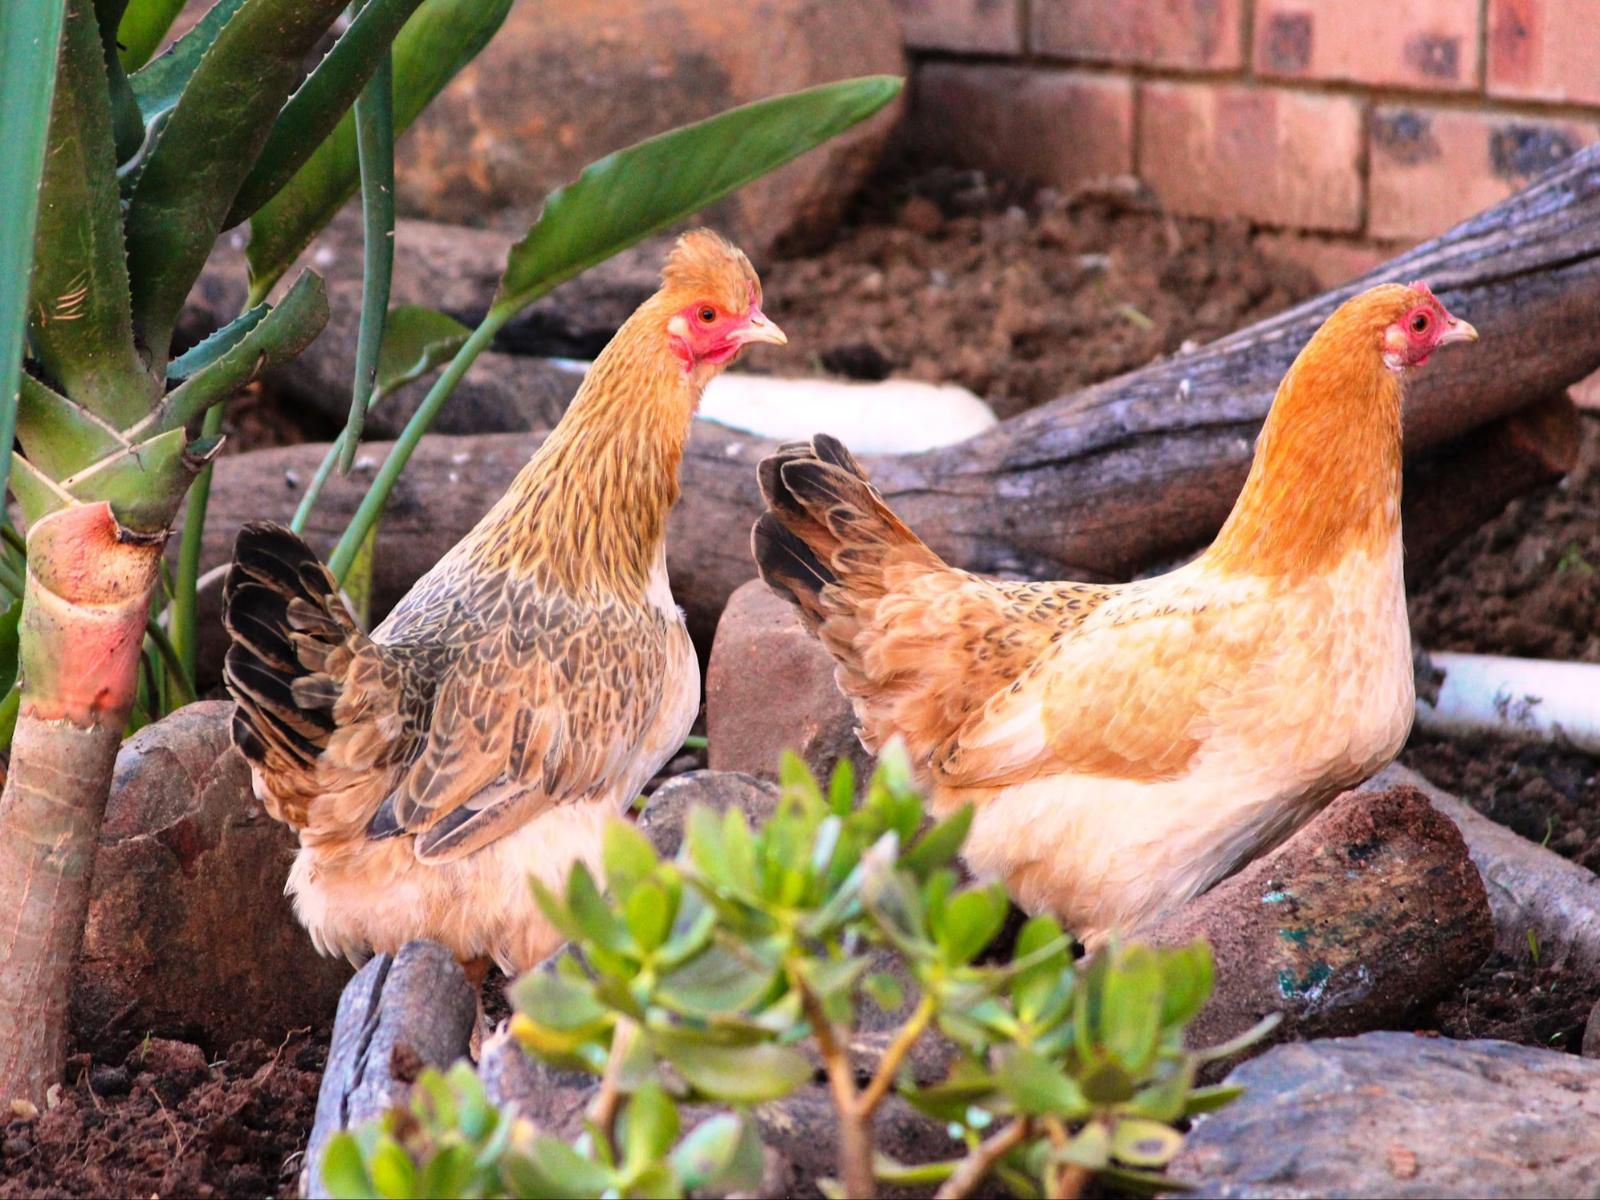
left=753, top=282, right=1476, bottom=945
left=224, top=229, right=785, bottom=977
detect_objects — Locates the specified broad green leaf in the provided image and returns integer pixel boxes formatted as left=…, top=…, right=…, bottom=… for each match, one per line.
left=657, top=941, right=773, bottom=1018
left=0, top=0, right=65, bottom=509
left=903, top=804, right=973, bottom=876
left=16, top=375, right=126, bottom=480
left=602, top=819, right=659, bottom=901
left=1079, top=1057, right=1136, bottom=1106
left=1100, top=945, right=1166, bottom=1073
left=124, top=0, right=348, bottom=367
left=668, top=1113, right=764, bottom=1195
left=863, top=970, right=904, bottom=1013
left=416, top=1144, right=476, bottom=1200
left=116, top=0, right=189, bottom=71
left=226, top=0, right=425, bottom=226
left=127, top=0, right=249, bottom=119
left=369, top=1136, right=417, bottom=1199
left=489, top=76, right=901, bottom=321
left=1183, top=1083, right=1246, bottom=1116
left=653, top=1034, right=811, bottom=1104
left=1111, top=1118, right=1185, bottom=1168
left=530, top=877, right=586, bottom=946
left=937, top=885, right=1008, bottom=966
left=567, top=863, right=632, bottom=954
left=621, top=1082, right=679, bottom=1173
left=1099, top=1164, right=1190, bottom=1196
left=994, top=1047, right=1089, bottom=1118
left=502, top=1135, right=614, bottom=1200
left=901, top=1067, right=998, bottom=1123
left=320, top=1132, right=375, bottom=1199
left=779, top=750, right=825, bottom=812
left=247, top=0, right=513, bottom=300
left=1053, top=1120, right=1111, bottom=1170
left=140, top=270, right=329, bottom=437
left=372, top=305, right=470, bottom=400
left=165, top=302, right=268, bottom=380
left=1158, top=940, right=1215, bottom=1030
left=1126, top=1061, right=1194, bottom=1124
left=625, top=879, right=673, bottom=954
left=30, top=0, right=158, bottom=428
left=826, top=757, right=856, bottom=816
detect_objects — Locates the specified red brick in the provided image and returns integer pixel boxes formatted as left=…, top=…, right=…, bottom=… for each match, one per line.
left=1138, top=82, right=1363, bottom=231
left=1368, top=105, right=1600, bottom=240
left=892, top=0, right=1020, bottom=53
left=1032, top=0, right=1244, bottom=70
left=1253, top=0, right=1479, bottom=90
left=1488, top=0, right=1600, bottom=105
left=1253, top=232, right=1399, bottom=288
left=907, top=64, right=1134, bottom=189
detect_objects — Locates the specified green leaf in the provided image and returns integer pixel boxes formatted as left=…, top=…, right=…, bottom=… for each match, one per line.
left=123, top=0, right=349, bottom=367
left=668, top=1113, right=764, bottom=1195
left=1126, top=1061, right=1194, bottom=1124
left=127, top=0, right=249, bottom=119
left=994, top=1047, right=1089, bottom=1118
left=503, top=1135, right=615, bottom=1200
left=141, top=270, right=329, bottom=436
left=903, top=805, right=973, bottom=876
left=567, top=862, right=633, bottom=954
left=116, top=0, right=190, bottom=71
left=16, top=374, right=126, bottom=480
left=657, top=941, right=774, bottom=1018
left=58, top=425, right=214, bottom=531
left=936, top=885, right=1008, bottom=966
left=1100, top=945, right=1164, bottom=1073
left=863, top=971, right=904, bottom=1013
left=1010, top=915, right=1071, bottom=1026
left=603, top=819, right=659, bottom=901
left=1183, top=1083, right=1245, bottom=1117
left=246, top=0, right=513, bottom=299
left=826, top=757, right=856, bottom=816
left=0, top=600, right=21, bottom=697
left=30, top=0, right=158, bottom=428
left=490, top=75, right=901, bottom=321
left=165, top=302, right=268, bottom=380
left=625, top=879, right=674, bottom=955
left=653, top=1034, right=811, bottom=1103
left=373, top=305, right=471, bottom=400
left=320, top=1131, right=375, bottom=1199
left=0, top=0, right=66, bottom=509
left=1158, top=940, right=1215, bottom=1030
left=530, top=877, right=586, bottom=947
left=1079, top=1057, right=1136, bottom=1106
left=228, top=0, right=423, bottom=226
left=1111, top=1117, right=1185, bottom=1168
left=621, top=1082, right=679, bottom=1173
left=416, top=1144, right=476, bottom=1200
left=1054, top=1120, right=1111, bottom=1170
left=369, top=1136, right=418, bottom=1199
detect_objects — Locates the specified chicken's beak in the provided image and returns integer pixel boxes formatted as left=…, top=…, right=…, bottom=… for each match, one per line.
left=1439, top=316, right=1479, bottom=345
left=729, top=306, right=787, bottom=348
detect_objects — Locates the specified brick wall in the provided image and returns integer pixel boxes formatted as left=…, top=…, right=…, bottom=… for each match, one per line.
left=892, top=0, right=1600, bottom=281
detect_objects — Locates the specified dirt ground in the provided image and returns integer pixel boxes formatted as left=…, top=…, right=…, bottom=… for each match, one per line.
left=6, top=165, right=1597, bottom=1198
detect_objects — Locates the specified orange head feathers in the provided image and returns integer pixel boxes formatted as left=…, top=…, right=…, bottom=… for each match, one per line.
left=654, top=229, right=786, bottom=371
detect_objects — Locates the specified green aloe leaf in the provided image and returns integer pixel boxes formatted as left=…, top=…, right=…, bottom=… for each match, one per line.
left=165, top=302, right=269, bottom=381
left=60, top=425, right=219, bottom=531
left=141, top=270, right=328, bottom=437
left=16, top=374, right=126, bottom=479
left=246, top=0, right=513, bottom=301
left=93, top=0, right=144, bottom=163
left=489, top=75, right=902, bottom=320
left=127, top=0, right=248, bottom=120
left=123, top=0, right=348, bottom=368
left=29, top=0, right=157, bottom=429
left=0, top=0, right=65, bottom=509
left=116, top=0, right=189, bottom=71
left=226, top=0, right=425, bottom=226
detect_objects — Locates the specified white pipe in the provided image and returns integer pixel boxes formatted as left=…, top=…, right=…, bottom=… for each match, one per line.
left=1415, top=650, right=1600, bottom=753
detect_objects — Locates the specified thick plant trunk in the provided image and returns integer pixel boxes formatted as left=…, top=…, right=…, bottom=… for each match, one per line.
left=0, top=503, right=164, bottom=1104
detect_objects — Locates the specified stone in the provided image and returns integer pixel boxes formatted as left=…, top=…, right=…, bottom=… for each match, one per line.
left=1368, top=105, right=1600, bottom=241
left=706, top=580, right=873, bottom=785
left=1144, top=786, right=1493, bottom=1076
left=1032, top=0, right=1245, bottom=69
left=184, top=213, right=666, bottom=438
left=1171, top=1031, right=1600, bottom=1198
left=903, top=64, right=1135, bottom=195
left=893, top=0, right=1021, bottom=53
left=637, top=769, right=780, bottom=862
left=73, top=703, right=350, bottom=1057
left=1253, top=0, right=1479, bottom=90
left=392, top=0, right=904, bottom=257
left=1488, top=0, right=1600, bottom=106
left=1585, top=998, right=1600, bottom=1058
left=1139, top=81, right=1364, bottom=233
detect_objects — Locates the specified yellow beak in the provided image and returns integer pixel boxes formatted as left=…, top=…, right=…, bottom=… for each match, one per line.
left=730, top=308, right=787, bottom=348
left=1440, top=317, right=1478, bottom=345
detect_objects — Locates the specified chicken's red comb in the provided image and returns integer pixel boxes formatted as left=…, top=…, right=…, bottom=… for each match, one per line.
left=1406, top=280, right=1436, bottom=299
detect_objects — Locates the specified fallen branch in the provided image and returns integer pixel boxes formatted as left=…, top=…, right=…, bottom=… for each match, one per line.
left=1413, top=650, right=1600, bottom=753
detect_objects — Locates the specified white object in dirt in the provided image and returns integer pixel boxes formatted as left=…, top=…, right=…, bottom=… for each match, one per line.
left=1415, top=651, right=1600, bottom=754
left=696, top=374, right=998, bottom=453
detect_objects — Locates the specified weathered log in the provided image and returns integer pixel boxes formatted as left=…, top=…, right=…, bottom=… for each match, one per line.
left=301, top=941, right=476, bottom=1200
left=1368, top=762, right=1600, bottom=982
left=1142, top=785, right=1493, bottom=1079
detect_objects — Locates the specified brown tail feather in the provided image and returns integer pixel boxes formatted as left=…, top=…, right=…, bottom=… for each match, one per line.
left=751, top=434, right=938, bottom=626
left=223, top=522, right=363, bottom=799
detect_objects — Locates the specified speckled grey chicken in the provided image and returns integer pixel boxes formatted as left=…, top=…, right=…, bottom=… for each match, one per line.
left=223, top=230, right=785, bottom=977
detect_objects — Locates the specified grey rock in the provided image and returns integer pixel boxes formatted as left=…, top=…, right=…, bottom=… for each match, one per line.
left=1171, top=1031, right=1600, bottom=1198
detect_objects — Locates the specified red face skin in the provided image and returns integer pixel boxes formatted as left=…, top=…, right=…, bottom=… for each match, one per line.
left=667, top=283, right=786, bottom=370
left=1385, top=281, right=1477, bottom=370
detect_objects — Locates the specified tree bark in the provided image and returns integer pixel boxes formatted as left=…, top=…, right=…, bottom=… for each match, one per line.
left=0, top=504, right=166, bottom=1104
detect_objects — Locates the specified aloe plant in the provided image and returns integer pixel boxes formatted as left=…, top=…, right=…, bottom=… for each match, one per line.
left=0, top=0, right=900, bottom=1105
left=326, top=752, right=1266, bottom=1199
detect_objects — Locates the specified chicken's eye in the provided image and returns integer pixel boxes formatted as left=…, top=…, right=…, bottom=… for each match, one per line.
left=697, top=306, right=717, bottom=324
left=1410, top=311, right=1431, bottom=335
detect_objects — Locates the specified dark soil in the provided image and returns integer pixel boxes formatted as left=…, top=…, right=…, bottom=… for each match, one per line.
left=9, top=164, right=1597, bottom=1199
left=0, top=1033, right=325, bottom=1200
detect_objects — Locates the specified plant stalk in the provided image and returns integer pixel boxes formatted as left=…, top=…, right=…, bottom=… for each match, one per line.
left=793, top=970, right=876, bottom=1200
left=586, top=1018, right=635, bottom=1153
left=168, top=404, right=225, bottom=693
left=935, top=1117, right=1032, bottom=1200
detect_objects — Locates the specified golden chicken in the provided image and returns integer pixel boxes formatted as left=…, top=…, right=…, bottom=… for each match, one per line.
left=225, top=230, right=785, bottom=977
left=754, top=282, right=1476, bottom=944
